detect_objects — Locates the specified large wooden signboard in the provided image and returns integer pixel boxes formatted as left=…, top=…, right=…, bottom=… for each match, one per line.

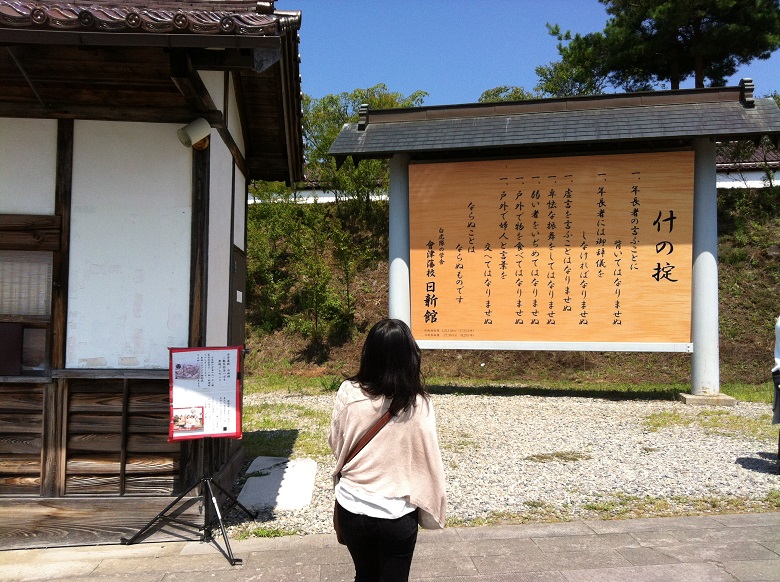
left=409, top=151, right=694, bottom=351
left=169, top=346, right=242, bottom=441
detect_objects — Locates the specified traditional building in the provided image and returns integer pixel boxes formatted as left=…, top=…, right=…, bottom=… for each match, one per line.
left=0, top=0, right=302, bottom=548
left=717, top=143, right=780, bottom=189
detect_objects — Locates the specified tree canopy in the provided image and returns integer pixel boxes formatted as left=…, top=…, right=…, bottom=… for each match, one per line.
left=550, top=0, right=780, bottom=91
left=246, top=85, right=427, bottom=341
left=478, top=85, right=537, bottom=103
left=303, top=84, right=426, bottom=208
left=535, top=24, right=611, bottom=97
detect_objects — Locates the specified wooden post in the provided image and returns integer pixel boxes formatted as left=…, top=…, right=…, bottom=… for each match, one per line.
left=182, top=144, right=210, bottom=492
left=41, top=119, right=73, bottom=497
left=189, top=145, right=209, bottom=348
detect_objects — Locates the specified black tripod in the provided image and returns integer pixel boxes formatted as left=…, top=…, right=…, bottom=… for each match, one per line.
left=121, top=476, right=256, bottom=566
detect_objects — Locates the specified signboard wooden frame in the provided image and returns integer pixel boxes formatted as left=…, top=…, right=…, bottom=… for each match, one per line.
left=168, top=346, right=242, bottom=441
left=409, top=151, right=694, bottom=352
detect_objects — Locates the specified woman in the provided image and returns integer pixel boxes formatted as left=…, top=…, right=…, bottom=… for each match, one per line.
left=329, top=319, right=447, bottom=582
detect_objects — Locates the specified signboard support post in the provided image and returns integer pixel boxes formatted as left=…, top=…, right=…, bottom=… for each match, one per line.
left=389, top=153, right=411, bottom=324
left=690, top=138, right=721, bottom=396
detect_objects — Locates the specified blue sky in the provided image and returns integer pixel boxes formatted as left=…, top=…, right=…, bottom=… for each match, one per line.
left=280, top=0, right=780, bottom=106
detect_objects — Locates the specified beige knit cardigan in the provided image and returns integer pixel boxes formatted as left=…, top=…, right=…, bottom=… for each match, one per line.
left=329, top=380, right=447, bottom=529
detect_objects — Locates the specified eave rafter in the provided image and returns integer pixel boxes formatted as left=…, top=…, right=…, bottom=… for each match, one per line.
left=170, top=48, right=218, bottom=113
left=170, top=49, right=248, bottom=175
left=0, top=101, right=209, bottom=123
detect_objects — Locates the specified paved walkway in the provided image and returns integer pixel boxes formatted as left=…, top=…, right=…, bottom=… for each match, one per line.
left=2, top=512, right=779, bottom=581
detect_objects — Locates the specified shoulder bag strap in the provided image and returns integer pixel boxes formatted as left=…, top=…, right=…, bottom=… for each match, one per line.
left=342, top=409, right=393, bottom=469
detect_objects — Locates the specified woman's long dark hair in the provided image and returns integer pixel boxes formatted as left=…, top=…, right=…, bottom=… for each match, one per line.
left=349, top=319, right=428, bottom=416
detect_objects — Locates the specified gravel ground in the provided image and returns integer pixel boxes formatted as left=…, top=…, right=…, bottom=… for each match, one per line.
left=229, top=392, right=779, bottom=536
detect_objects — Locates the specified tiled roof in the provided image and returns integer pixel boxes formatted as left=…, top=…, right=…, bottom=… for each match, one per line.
left=0, top=0, right=303, bottom=182
left=0, top=0, right=298, bottom=37
left=330, top=82, right=780, bottom=162
left=716, top=146, right=780, bottom=168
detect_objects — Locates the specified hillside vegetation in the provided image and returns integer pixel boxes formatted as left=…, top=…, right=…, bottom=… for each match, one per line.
left=244, top=184, right=780, bottom=396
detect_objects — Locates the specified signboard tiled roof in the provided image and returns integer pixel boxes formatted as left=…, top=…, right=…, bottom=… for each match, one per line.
left=330, top=81, right=780, bottom=163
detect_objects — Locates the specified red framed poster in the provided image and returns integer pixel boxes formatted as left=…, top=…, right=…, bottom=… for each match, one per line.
left=168, top=346, right=242, bottom=441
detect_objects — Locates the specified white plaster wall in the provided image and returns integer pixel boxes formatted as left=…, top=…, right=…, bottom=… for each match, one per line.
left=67, top=121, right=191, bottom=368
left=717, top=169, right=775, bottom=189
left=201, top=70, right=225, bottom=118
left=228, top=74, right=245, bottom=155
left=206, top=132, right=233, bottom=347
left=229, top=75, right=247, bottom=251
left=0, top=118, right=57, bottom=214
left=234, top=167, right=246, bottom=250
left=200, top=70, right=229, bottom=346
left=201, top=69, right=248, bottom=344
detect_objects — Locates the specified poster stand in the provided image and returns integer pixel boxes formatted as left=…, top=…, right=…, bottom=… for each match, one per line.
left=120, top=476, right=256, bottom=566
left=122, top=346, right=251, bottom=564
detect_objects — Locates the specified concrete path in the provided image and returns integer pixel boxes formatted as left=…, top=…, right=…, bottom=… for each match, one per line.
left=1, top=512, right=778, bottom=581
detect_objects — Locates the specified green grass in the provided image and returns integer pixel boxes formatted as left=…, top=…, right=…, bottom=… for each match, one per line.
left=426, top=380, right=774, bottom=405
left=525, top=451, right=592, bottom=463
left=244, top=374, right=327, bottom=395
left=235, top=379, right=780, bottom=539
left=721, top=383, right=776, bottom=403
left=440, top=430, right=481, bottom=454
left=644, top=409, right=775, bottom=440
left=428, top=380, right=686, bottom=402
left=242, top=402, right=331, bottom=459
left=446, top=490, right=780, bottom=527
left=246, top=368, right=774, bottom=405
left=240, top=374, right=774, bottom=462
left=645, top=410, right=689, bottom=432
left=234, top=526, right=297, bottom=540
left=240, top=371, right=775, bottom=463
left=695, top=410, right=774, bottom=439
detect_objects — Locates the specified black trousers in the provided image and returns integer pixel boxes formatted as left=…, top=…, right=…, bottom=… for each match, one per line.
left=336, top=502, right=419, bottom=582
